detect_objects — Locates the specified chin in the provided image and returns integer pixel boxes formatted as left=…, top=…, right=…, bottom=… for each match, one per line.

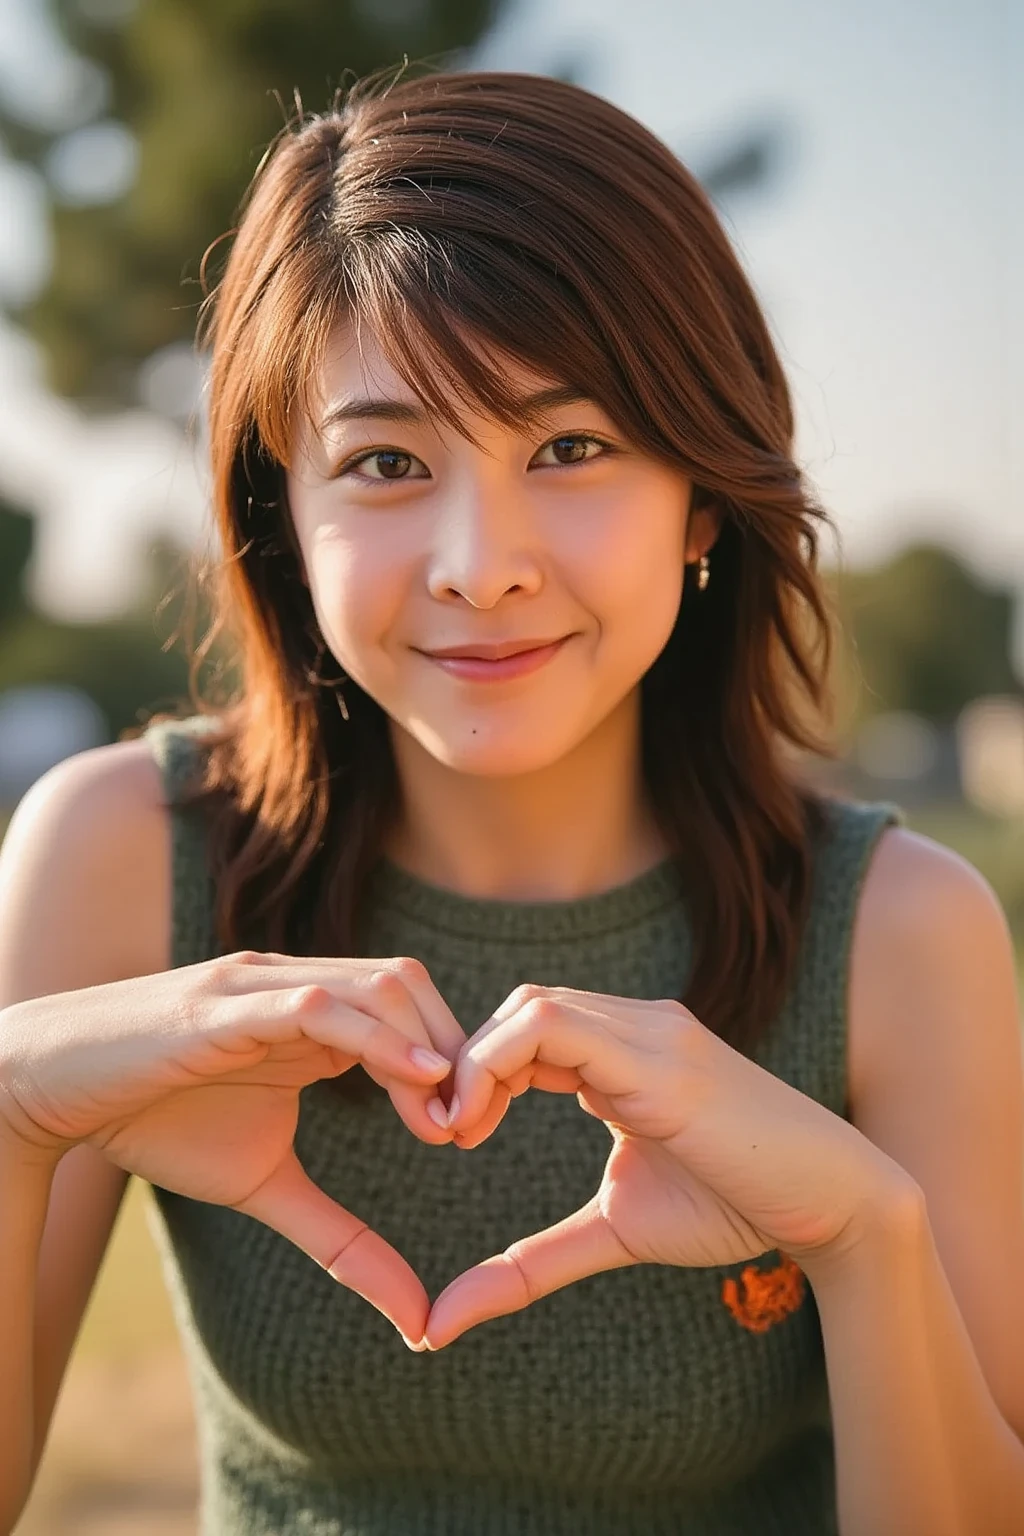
left=418, top=727, right=574, bottom=778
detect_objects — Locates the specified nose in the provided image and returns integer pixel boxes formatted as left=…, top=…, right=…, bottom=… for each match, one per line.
left=423, top=471, right=543, bottom=607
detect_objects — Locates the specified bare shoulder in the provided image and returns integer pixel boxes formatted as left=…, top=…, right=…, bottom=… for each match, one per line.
left=852, top=821, right=1004, bottom=930
left=846, top=822, right=1018, bottom=1119
left=0, top=735, right=173, bottom=1002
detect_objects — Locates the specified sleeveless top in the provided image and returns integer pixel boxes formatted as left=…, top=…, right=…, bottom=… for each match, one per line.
left=141, top=714, right=903, bottom=1536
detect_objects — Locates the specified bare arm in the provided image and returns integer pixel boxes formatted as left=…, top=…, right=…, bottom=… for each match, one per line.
left=816, top=827, right=1024, bottom=1535
left=0, top=740, right=168, bottom=1529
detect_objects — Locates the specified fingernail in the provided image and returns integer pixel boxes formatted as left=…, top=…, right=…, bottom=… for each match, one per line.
left=400, top=1333, right=429, bottom=1352
left=446, top=1093, right=461, bottom=1126
left=411, top=1047, right=450, bottom=1073
left=426, top=1097, right=449, bottom=1128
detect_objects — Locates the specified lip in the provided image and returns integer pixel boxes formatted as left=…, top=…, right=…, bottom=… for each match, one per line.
left=420, top=635, right=572, bottom=682
left=421, top=637, right=570, bottom=660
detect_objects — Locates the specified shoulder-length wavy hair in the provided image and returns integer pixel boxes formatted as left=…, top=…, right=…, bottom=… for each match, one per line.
left=134, top=64, right=841, bottom=1083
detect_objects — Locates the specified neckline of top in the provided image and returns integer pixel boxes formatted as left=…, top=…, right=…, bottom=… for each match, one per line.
left=364, top=850, right=687, bottom=943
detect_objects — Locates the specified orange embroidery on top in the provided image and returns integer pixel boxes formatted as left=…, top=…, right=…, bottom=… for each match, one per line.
left=721, top=1251, right=807, bottom=1333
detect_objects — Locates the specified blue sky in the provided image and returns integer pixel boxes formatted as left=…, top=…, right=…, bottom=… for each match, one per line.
left=475, top=0, right=1022, bottom=579
left=0, top=0, right=1020, bottom=649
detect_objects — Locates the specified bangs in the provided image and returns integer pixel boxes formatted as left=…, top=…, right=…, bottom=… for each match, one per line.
left=256, top=221, right=660, bottom=470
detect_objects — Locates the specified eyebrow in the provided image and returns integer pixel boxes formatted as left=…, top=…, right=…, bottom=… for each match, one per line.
left=318, top=384, right=593, bottom=435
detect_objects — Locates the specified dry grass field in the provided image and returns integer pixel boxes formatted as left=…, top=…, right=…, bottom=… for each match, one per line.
left=13, top=1180, right=199, bottom=1536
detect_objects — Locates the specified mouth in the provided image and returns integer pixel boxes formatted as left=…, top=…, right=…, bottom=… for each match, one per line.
left=420, top=636, right=572, bottom=661
left=418, top=635, right=574, bottom=681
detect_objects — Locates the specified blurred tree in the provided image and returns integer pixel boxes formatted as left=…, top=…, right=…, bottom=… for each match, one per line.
left=0, top=530, right=232, bottom=743
left=829, top=542, right=1023, bottom=729
left=696, top=116, right=795, bottom=204
left=0, top=498, right=34, bottom=626
left=0, top=0, right=502, bottom=413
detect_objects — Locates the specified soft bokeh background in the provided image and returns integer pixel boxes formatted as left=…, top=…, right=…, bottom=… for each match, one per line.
left=0, top=0, right=1021, bottom=1530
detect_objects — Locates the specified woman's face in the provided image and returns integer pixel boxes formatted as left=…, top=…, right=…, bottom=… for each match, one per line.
left=286, top=322, right=710, bottom=780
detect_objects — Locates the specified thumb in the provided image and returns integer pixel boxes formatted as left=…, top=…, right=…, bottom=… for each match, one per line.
left=235, top=1150, right=430, bottom=1348
left=423, top=1194, right=636, bottom=1350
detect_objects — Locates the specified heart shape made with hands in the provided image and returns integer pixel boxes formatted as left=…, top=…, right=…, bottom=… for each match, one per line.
left=252, top=983, right=893, bottom=1356
left=419, top=1049, right=619, bottom=1353
left=236, top=1008, right=561, bottom=1355
left=305, top=1003, right=746, bottom=1354
left=234, top=1015, right=621, bottom=1356
left=313, top=1038, right=596, bottom=1355
left=425, top=1047, right=710, bottom=1354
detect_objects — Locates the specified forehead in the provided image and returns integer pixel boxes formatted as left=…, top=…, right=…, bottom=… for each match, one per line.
left=309, top=317, right=569, bottom=424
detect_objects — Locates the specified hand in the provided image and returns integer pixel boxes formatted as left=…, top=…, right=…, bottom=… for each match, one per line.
left=0, top=951, right=504, bottom=1346
left=424, top=985, right=916, bottom=1349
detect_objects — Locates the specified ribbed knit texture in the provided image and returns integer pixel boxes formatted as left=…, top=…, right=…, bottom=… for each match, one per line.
left=141, top=715, right=902, bottom=1535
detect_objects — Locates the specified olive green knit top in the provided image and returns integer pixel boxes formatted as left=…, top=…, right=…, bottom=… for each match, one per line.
left=141, top=714, right=902, bottom=1536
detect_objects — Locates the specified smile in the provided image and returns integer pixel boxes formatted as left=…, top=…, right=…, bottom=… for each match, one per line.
left=419, top=636, right=572, bottom=682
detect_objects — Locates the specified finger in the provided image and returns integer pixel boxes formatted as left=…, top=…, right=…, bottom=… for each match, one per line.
left=386, top=1077, right=456, bottom=1145
left=529, top=1063, right=584, bottom=1094
left=576, top=1085, right=628, bottom=1123
left=229, top=953, right=466, bottom=1078
left=236, top=1151, right=430, bottom=1348
left=500, top=1063, right=582, bottom=1096
left=505, top=1065, right=533, bottom=1097
left=451, top=1083, right=512, bottom=1150
left=324, top=958, right=467, bottom=1072
left=448, top=1002, right=641, bottom=1134
left=479, top=985, right=674, bottom=1029
left=449, top=1064, right=574, bottom=1152
left=340, top=968, right=462, bottom=1131
left=217, top=985, right=454, bottom=1088
left=422, top=1195, right=636, bottom=1350
left=342, top=1056, right=457, bottom=1147
left=388, top=964, right=467, bottom=1063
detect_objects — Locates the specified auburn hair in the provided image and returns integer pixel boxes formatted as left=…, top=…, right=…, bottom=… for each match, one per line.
left=131, top=64, right=840, bottom=1092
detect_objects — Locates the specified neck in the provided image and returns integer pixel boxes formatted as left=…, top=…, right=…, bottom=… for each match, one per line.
left=382, top=696, right=669, bottom=902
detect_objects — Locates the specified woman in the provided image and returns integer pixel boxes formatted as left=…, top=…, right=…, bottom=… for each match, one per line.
left=0, top=66, right=1022, bottom=1536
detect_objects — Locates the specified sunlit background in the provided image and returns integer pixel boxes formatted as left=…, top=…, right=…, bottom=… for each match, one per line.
left=1, top=0, right=1021, bottom=1530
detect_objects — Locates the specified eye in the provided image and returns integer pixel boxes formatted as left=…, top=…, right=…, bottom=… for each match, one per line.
left=334, top=431, right=615, bottom=486
left=337, top=448, right=429, bottom=484
left=533, top=433, right=614, bottom=468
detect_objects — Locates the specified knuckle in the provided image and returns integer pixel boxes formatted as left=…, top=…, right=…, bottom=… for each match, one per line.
left=671, top=1006, right=710, bottom=1066
left=507, top=981, right=543, bottom=1007
left=520, top=994, right=557, bottom=1026
left=368, top=969, right=408, bottom=1005
left=390, top=955, right=430, bottom=986
left=660, top=997, right=692, bottom=1027
left=230, top=948, right=264, bottom=967
left=673, top=1001, right=703, bottom=1041
left=196, top=955, right=238, bottom=993
left=289, top=983, right=334, bottom=1014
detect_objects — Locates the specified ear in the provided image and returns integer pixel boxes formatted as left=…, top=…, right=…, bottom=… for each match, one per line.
left=684, top=487, right=725, bottom=565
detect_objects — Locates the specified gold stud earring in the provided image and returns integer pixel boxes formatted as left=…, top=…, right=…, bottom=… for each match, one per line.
left=697, top=554, right=711, bottom=592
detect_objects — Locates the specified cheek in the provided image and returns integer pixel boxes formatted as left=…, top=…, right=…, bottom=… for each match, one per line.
left=573, top=497, right=686, bottom=642
left=306, top=542, right=403, bottom=649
